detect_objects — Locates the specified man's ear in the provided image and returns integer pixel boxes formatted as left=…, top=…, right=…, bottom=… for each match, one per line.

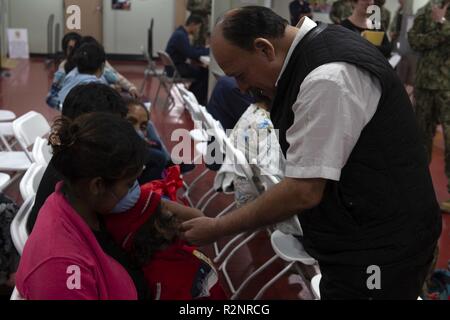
left=89, top=177, right=106, bottom=197
left=253, top=38, right=276, bottom=62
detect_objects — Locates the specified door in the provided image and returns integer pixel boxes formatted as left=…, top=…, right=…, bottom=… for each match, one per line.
left=64, top=0, right=103, bottom=44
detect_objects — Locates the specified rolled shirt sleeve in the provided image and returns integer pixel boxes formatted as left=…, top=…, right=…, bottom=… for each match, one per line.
left=285, top=62, right=382, bottom=181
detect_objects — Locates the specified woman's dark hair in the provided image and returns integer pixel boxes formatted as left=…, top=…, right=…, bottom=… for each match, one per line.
left=220, top=6, right=289, bottom=51
left=50, top=113, right=147, bottom=184
left=63, top=83, right=127, bottom=120
left=62, top=32, right=82, bottom=58
left=64, top=36, right=103, bottom=74
left=124, top=98, right=150, bottom=120
left=72, top=42, right=106, bottom=74
left=132, top=207, right=179, bottom=266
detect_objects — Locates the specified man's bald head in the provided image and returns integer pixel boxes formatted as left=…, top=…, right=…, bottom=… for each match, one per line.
left=212, top=6, right=288, bottom=51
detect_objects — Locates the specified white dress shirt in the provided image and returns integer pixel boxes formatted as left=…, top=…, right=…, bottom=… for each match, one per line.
left=278, top=17, right=382, bottom=182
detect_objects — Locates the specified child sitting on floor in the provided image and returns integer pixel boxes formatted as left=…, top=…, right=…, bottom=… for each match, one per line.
left=105, top=169, right=227, bottom=300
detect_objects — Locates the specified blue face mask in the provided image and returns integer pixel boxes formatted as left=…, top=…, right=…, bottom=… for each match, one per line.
left=110, top=180, right=141, bottom=214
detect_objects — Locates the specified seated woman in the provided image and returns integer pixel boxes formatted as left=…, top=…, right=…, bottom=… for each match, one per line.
left=47, top=35, right=138, bottom=109
left=104, top=176, right=227, bottom=300
left=125, top=98, right=171, bottom=184
left=16, top=113, right=148, bottom=300
left=57, top=41, right=111, bottom=106
left=340, top=0, right=391, bottom=58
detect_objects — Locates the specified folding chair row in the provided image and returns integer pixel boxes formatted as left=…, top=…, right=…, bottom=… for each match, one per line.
left=180, top=87, right=319, bottom=300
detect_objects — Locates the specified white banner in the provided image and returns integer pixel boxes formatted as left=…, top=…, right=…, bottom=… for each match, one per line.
left=7, top=28, right=29, bottom=59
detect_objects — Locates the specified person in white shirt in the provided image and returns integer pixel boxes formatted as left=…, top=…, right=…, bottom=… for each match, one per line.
left=181, top=6, right=441, bottom=300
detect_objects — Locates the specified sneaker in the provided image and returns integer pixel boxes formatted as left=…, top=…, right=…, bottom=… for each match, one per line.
left=439, top=199, right=450, bottom=213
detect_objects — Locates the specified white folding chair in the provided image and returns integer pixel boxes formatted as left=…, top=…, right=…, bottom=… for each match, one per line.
left=185, top=94, right=320, bottom=299
left=0, top=112, right=50, bottom=189
left=12, top=111, right=51, bottom=161
left=0, top=122, right=15, bottom=151
left=32, top=137, right=52, bottom=166
left=0, top=110, right=16, bottom=122
left=154, top=51, right=193, bottom=110
left=10, top=195, right=35, bottom=256
left=19, top=163, right=46, bottom=201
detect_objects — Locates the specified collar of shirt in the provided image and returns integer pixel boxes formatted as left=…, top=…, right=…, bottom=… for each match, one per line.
left=275, top=17, right=317, bottom=87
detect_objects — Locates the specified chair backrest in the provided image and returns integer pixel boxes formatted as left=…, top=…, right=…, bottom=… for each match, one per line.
left=32, top=137, right=52, bottom=166
left=47, top=14, right=55, bottom=55
left=19, top=163, right=46, bottom=201
left=13, top=111, right=51, bottom=159
left=158, top=51, right=175, bottom=68
left=148, top=18, right=154, bottom=59
left=158, top=51, right=181, bottom=79
left=10, top=195, right=35, bottom=256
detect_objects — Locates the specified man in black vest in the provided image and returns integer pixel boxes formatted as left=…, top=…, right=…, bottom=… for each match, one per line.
left=181, top=6, right=442, bottom=300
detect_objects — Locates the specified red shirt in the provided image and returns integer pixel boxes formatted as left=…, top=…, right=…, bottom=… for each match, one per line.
left=16, top=182, right=138, bottom=300
left=144, top=240, right=227, bottom=300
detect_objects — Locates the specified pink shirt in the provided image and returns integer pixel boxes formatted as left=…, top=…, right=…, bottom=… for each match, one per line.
left=15, top=182, right=138, bottom=300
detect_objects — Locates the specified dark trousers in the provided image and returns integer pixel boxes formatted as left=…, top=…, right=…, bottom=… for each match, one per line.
left=319, top=243, right=437, bottom=300
left=177, top=63, right=209, bottom=106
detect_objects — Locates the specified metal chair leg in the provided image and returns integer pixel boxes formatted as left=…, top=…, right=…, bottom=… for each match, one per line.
left=231, top=255, right=279, bottom=300
left=253, top=261, right=296, bottom=300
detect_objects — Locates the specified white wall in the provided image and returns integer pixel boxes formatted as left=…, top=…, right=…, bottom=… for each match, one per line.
left=7, top=0, right=64, bottom=54
left=102, top=0, right=176, bottom=55
left=6, top=0, right=176, bottom=55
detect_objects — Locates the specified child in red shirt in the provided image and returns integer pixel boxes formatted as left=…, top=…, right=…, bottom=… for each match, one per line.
left=105, top=168, right=227, bottom=300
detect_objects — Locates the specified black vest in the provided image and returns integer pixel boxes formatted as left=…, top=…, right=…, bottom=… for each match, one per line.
left=271, top=24, right=442, bottom=266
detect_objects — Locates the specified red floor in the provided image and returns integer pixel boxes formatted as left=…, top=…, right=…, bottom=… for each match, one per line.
left=1, top=58, right=449, bottom=299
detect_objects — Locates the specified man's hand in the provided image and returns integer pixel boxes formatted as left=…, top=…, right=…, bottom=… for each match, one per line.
left=180, top=217, right=220, bottom=246
left=432, top=3, right=449, bottom=23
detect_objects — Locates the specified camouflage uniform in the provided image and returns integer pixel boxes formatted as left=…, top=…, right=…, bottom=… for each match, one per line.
left=329, top=0, right=353, bottom=24
left=187, top=0, right=212, bottom=46
left=408, top=0, right=450, bottom=186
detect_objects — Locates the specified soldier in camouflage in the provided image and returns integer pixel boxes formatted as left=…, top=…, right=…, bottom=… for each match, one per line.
left=187, top=0, right=212, bottom=46
left=330, top=0, right=353, bottom=24
left=408, top=0, right=450, bottom=212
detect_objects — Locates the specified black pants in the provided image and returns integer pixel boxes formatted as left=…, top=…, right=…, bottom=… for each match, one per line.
left=319, top=243, right=437, bottom=300
left=176, top=63, right=209, bottom=106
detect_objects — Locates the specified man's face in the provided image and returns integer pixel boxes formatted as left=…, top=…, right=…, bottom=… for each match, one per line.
left=211, top=28, right=281, bottom=98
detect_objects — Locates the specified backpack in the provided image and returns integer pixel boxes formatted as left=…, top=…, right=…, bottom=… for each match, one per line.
left=0, top=194, right=20, bottom=286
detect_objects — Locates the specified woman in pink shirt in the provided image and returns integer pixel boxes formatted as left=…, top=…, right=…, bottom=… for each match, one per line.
left=16, top=113, right=148, bottom=300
